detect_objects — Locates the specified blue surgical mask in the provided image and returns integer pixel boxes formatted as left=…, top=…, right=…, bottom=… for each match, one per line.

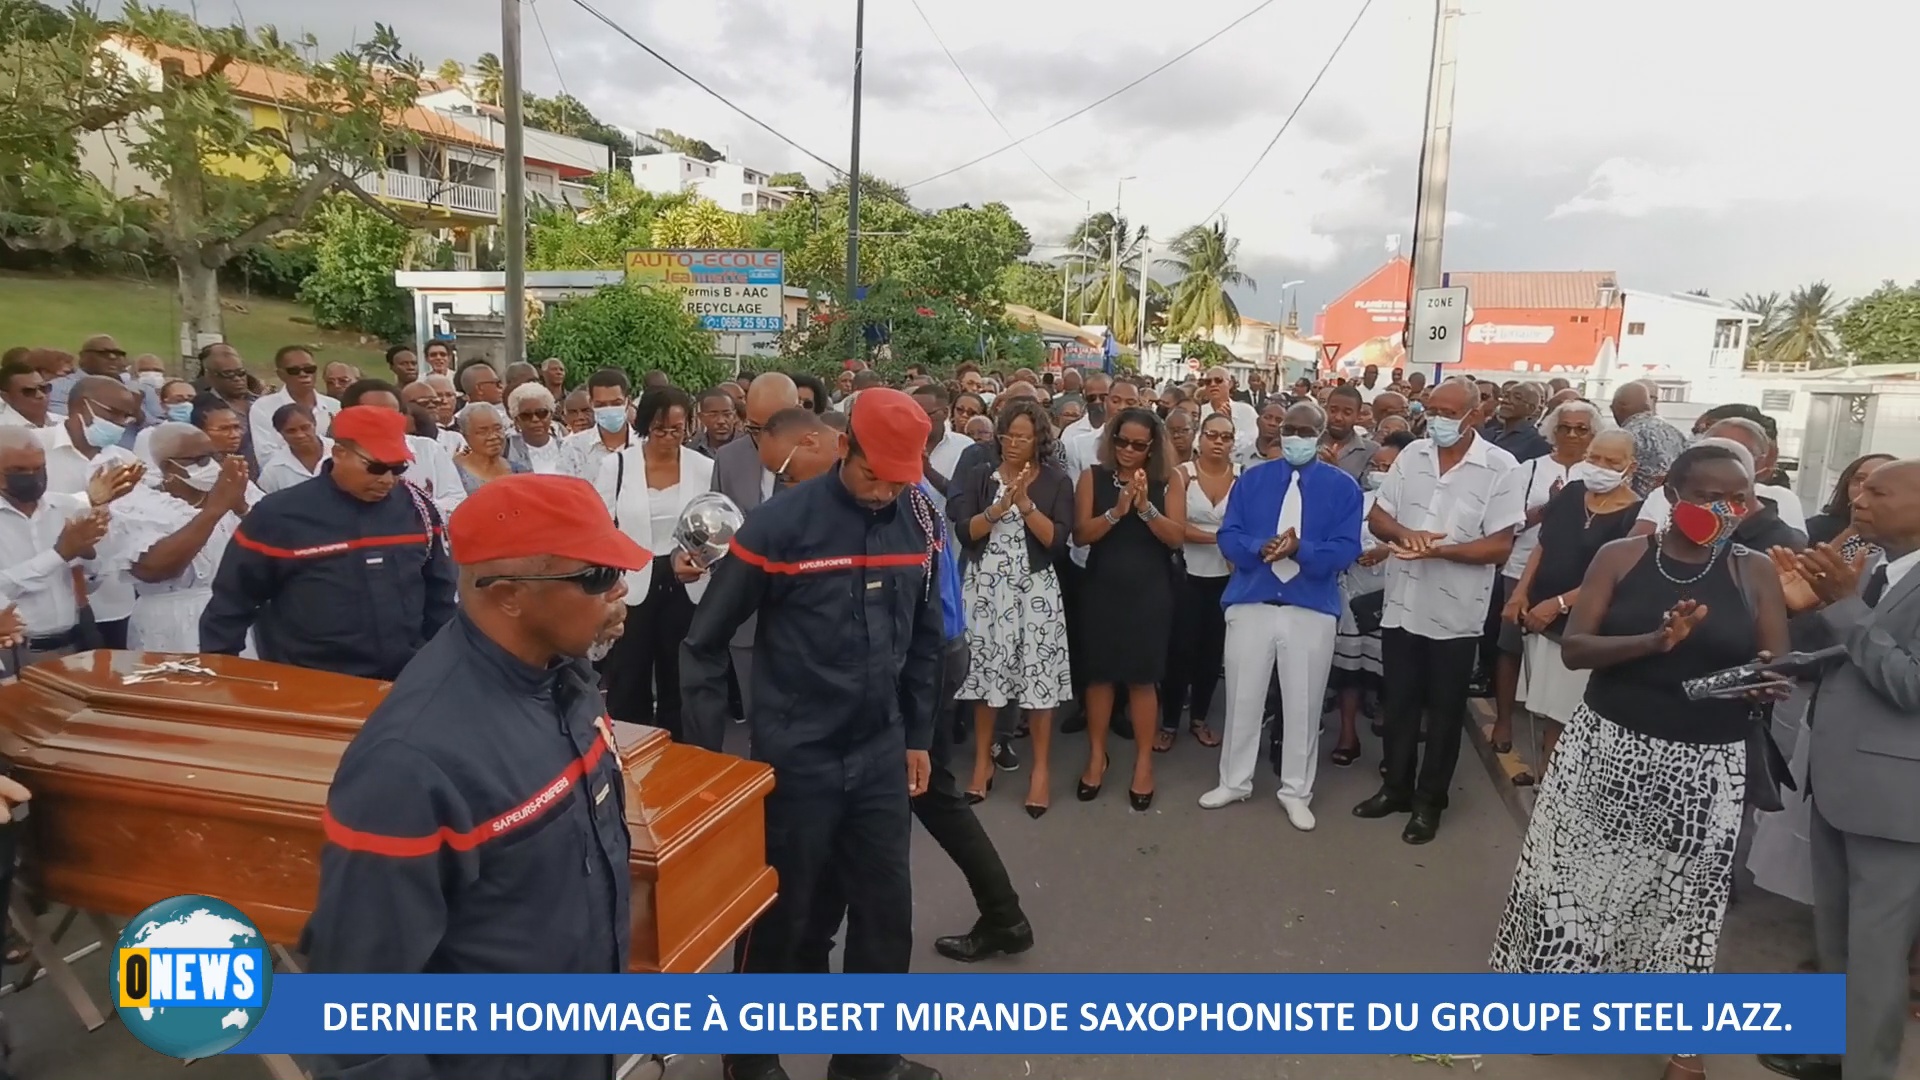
left=593, top=405, right=628, bottom=434
left=79, top=403, right=125, bottom=449
left=1409, top=401, right=1425, bottom=415
left=165, top=402, right=194, bottom=424
left=1365, top=470, right=1387, bottom=490
left=1281, top=435, right=1319, bottom=466
left=1427, top=415, right=1463, bottom=448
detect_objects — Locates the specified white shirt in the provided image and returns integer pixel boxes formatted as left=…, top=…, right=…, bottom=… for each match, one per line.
left=1200, top=399, right=1261, bottom=457
left=1179, top=460, right=1238, bottom=578
left=1061, top=415, right=1095, bottom=440
left=1376, top=434, right=1527, bottom=640
left=561, top=427, right=631, bottom=483
left=1883, top=547, right=1920, bottom=591
left=523, top=436, right=566, bottom=475
left=250, top=390, right=339, bottom=467
left=1636, top=482, right=1808, bottom=536
left=0, top=404, right=56, bottom=428
left=0, top=491, right=103, bottom=636
left=595, top=444, right=713, bottom=604
left=437, top=427, right=468, bottom=455
left=37, top=425, right=139, bottom=622
left=258, top=437, right=334, bottom=493
left=926, top=429, right=973, bottom=514
left=1063, top=428, right=1103, bottom=568
left=406, top=435, right=466, bottom=519
left=1504, top=456, right=1577, bottom=579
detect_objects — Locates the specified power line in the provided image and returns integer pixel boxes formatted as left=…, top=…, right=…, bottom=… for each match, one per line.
left=906, top=0, right=1083, bottom=204
left=526, top=0, right=573, bottom=121
left=564, top=0, right=844, bottom=175
left=903, top=0, right=1280, bottom=191
left=1197, top=0, right=1374, bottom=224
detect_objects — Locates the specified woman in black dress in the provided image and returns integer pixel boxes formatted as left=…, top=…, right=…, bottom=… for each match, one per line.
left=1073, top=407, right=1188, bottom=810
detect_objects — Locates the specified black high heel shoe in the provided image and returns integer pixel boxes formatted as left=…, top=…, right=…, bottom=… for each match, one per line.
left=1128, top=789, right=1154, bottom=812
left=1076, top=755, right=1109, bottom=802
left=1024, top=802, right=1048, bottom=819
left=966, top=776, right=993, bottom=805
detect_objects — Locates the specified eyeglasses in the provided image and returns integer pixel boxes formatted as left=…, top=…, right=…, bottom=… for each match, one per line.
left=169, top=453, right=214, bottom=470
left=1113, top=437, right=1153, bottom=453
left=348, top=447, right=409, bottom=476
left=212, top=367, right=248, bottom=379
left=282, top=365, right=317, bottom=377
left=12, top=385, right=46, bottom=398
left=474, top=565, right=623, bottom=594
left=1200, top=430, right=1234, bottom=442
left=517, top=408, right=553, bottom=422
left=649, top=425, right=687, bottom=440
left=997, top=432, right=1034, bottom=445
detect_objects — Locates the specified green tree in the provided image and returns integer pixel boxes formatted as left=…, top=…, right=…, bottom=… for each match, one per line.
left=527, top=172, right=686, bottom=269
left=434, top=58, right=464, bottom=85
left=298, top=196, right=412, bottom=340
left=1060, top=211, right=1155, bottom=343
left=531, top=283, right=722, bottom=389
left=1772, top=281, right=1845, bottom=369
left=767, top=171, right=809, bottom=190
left=999, top=260, right=1064, bottom=312
left=472, top=51, right=502, bottom=105
left=1158, top=219, right=1255, bottom=340
left=1835, top=280, right=1920, bottom=366
left=650, top=197, right=748, bottom=248
left=2, top=4, right=432, bottom=361
left=1734, top=291, right=1783, bottom=368
left=890, top=202, right=1031, bottom=311
left=653, top=128, right=723, bottom=162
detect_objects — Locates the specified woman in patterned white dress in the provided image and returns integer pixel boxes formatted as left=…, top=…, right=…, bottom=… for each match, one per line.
left=1490, top=442, right=1790, bottom=1080
left=948, top=400, right=1075, bottom=817
left=117, top=422, right=260, bottom=653
left=1328, top=435, right=1407, bottom=767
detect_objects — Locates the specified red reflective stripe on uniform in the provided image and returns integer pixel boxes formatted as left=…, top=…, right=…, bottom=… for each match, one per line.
left=729, top=540, right=924, bottom=576
left=233, top=529, right=438, bottom=560
left=322, top=736, right=609, bottom=857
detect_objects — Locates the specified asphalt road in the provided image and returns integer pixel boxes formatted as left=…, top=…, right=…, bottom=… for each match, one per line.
left=1, top=707, right=1845, bottom=1080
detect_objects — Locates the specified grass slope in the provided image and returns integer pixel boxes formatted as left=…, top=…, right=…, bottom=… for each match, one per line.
left=0, top=271, right=392, bottom=374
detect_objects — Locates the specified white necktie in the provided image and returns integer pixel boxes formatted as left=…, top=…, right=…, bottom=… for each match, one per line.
left=1273, top=469, right=1302, bottom=583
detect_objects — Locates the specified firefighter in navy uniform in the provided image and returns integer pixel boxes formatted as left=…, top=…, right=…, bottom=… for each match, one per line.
left=682, top=388, right=946, bottom=1080
left=301, top=473, right=648, bottom=1080
left=199, top=405, right=456, bottom=679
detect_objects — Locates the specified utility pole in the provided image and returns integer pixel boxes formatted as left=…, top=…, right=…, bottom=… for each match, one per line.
left=1407, top=0, right=1461, bottom=299
left=845, top=0, right=866, bottom=302
left=1135, top=237, right=1152, bottom=371
left=501, top=0, right=527, bottom=369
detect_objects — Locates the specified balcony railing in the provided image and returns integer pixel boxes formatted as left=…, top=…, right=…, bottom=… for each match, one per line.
left=375, top=169, right=498, bottom=217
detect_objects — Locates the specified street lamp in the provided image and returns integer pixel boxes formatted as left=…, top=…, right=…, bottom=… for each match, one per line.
left=1110, top=176, right=1137, bottom=339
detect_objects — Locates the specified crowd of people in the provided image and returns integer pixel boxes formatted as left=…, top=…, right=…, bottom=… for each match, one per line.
left=0, top=337, right=1915, bottom=1080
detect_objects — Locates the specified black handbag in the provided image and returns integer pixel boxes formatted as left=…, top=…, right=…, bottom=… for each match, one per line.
left=1348, top=589, right=1385, bottom=635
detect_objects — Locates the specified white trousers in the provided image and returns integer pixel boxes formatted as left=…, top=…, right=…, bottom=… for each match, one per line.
left=1217, top=603, right=1338, bottom=800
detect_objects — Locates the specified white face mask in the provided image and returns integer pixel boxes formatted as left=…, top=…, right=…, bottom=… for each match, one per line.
left=136, top=371, right=166, bottom=390
left=179, top=459, right=223, bottom=491
left=1570, top=460, right=1627, bottom=494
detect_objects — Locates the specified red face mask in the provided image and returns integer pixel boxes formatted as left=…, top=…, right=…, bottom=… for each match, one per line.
left=1670, top=498, right=1748, bottom=547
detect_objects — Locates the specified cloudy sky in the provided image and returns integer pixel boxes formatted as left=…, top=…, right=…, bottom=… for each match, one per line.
left=192, top=0, right=1917, bottom=323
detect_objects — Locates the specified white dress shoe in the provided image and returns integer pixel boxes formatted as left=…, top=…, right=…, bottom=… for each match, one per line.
left=1277, top=793, right=1317, bottom=831
left=1198, top=786, right=1251, bottom=809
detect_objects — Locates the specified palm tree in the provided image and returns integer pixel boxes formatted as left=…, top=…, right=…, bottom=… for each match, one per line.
left=1157, top=219, right=1257, bottom=340
left=435, top=59, right=465, bottom=86
left=1056, top=212, right=1152, bottom=342
left=1771, top=282, right=1845, bottom=369
left=1733, top=291, right=1783, bottom=368
left=472, top=52, right=503, bottom=105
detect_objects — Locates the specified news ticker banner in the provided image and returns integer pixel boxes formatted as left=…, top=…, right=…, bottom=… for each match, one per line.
left=229, top=974, right=1844, bottom=1056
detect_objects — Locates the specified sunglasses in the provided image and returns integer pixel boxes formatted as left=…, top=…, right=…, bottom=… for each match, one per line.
left=474, top=565, right=623, bottom=594
left=213, top=367, right=248, bottom=379
left=349, top=447, right=409, bottom=477
left=87, top=348, right=127, bottom=360
left=649, top=425, right=687, bottom=440
left=1113, top=437, right=1153, bottom=453
left=282, top=365, right=317, bottom=377
left=518, top=408, right=553, bottom=421
left=12, top=385, right=46, bottom=398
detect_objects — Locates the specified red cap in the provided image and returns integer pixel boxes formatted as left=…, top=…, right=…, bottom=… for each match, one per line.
left=447, top=473, right=652, bottom=570
left=848, top=388, right=931, bottom=484
left=331, top=406, right=413, bottom=464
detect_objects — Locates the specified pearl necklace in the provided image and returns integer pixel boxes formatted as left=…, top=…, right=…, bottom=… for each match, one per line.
left=1653, top=529, right=1720, bottom=586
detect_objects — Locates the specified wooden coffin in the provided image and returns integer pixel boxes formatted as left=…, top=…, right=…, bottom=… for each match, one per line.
left=0, top=650, right=776, bottom=974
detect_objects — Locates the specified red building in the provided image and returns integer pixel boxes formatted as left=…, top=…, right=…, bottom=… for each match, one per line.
left=1314, top=257, right=1624, bottom=377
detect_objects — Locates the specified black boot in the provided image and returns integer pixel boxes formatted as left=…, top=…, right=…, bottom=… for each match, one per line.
left=1757, top=1055, right=1841, bottom=1080
left=827, top=1058, right=944, bottom=1080
left=723, top=1055, right=792, bottom=1080
left=934, top=917, right=1035, bottom=963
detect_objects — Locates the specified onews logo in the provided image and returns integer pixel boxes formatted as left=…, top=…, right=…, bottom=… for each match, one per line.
left=110, top=895, right=274, bottom=1059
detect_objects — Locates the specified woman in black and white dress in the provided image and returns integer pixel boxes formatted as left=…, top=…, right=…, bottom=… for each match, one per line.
left=1328, top=433, right=1410, bottom=767
left=949, top=399, right=1075, bottom=816
left=1491, top=441, right=1789, bottom=1080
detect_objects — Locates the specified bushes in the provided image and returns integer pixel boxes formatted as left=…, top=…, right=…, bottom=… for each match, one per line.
left=530, top=282, right=724, bottom=391
left=298, top=198, right=412, bottom=341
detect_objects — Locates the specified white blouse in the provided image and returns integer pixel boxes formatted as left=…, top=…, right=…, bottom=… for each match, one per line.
left=1180, top=460, right=1239, bottom=578
left=258, top=438, right=333, bottom=493
left=595, top=443, right=713, bottom=605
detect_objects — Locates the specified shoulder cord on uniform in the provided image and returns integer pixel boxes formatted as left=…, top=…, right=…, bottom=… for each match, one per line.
left=905, top=484, right=943, bottom=601
left=401, top=479, right=446, bottom=554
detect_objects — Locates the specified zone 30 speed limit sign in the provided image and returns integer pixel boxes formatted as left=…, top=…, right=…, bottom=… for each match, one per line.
left=1411, top=286, right=1469, bottom=366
